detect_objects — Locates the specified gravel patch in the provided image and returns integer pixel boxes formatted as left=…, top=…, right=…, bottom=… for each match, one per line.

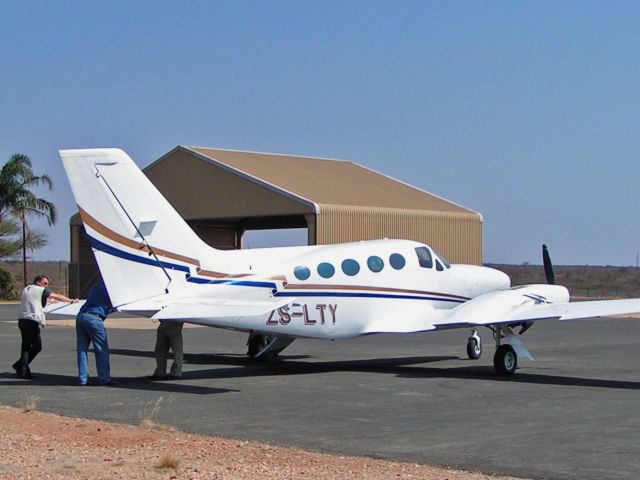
left=0, top=405, right=525, bottom=479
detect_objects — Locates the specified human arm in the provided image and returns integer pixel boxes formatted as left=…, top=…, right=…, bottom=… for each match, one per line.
left=48, top=292, right=80, bottom=304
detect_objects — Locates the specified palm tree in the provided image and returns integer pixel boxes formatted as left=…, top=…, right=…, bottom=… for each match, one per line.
left=0, top=153, right=56, bottom=286
left=0, top=219, right=22, bottom=258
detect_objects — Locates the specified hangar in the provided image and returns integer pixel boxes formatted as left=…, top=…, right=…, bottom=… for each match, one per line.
left=68, top=146, right=482, bottom=296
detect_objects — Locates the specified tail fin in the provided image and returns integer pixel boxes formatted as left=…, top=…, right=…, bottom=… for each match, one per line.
left=60, top=148, right=220, bottom=306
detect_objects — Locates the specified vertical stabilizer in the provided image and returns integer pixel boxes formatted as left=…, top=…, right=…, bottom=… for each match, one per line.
left=60, top=148, right=219, bottom=306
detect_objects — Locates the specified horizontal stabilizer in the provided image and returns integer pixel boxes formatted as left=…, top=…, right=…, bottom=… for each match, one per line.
left=144, top=297, right=295, bottom=320
left=44, top=301, right=86, bottom=318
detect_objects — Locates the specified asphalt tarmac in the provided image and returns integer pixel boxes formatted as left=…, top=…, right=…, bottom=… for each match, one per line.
left=1, top=303, right=639, bottom=480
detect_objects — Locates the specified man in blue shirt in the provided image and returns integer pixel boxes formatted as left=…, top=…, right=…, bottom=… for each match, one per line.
left=76, top=278, right=114, bottom=386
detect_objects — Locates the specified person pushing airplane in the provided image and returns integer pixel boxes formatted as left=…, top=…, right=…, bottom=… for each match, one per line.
left=12, top=275, right=79, bottom=379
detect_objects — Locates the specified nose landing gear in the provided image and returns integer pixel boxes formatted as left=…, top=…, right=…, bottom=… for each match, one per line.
left=466, top=328, right=482, bottom=359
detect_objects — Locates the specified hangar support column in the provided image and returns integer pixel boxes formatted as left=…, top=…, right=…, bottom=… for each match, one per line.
left=305, top=214, right=317, bottom=246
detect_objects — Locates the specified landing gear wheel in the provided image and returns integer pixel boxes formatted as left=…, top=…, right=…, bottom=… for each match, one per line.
left=247, top=334, right=278, bottom=361
left=493, top=344, right=517, bottom=375
left=466, top=336, right=482, bottom=360
left=247, top=334, right=268, bottom=359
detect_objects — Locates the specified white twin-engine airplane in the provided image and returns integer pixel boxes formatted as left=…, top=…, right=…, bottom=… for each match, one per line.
left=59, top=148, right=640, bottom=375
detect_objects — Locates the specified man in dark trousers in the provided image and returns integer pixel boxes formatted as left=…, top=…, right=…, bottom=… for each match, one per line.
left=76, top=278, right=115, bottom=386
left=149, top=320, right=184, bottom=379
left=12, top=275, right=79, bottom=379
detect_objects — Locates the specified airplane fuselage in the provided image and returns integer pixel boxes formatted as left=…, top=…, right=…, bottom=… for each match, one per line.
left=170, top=239, right=511, bottom=339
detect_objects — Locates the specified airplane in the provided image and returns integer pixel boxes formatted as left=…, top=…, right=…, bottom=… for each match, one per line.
left=57, top=148, right=640, bottom=375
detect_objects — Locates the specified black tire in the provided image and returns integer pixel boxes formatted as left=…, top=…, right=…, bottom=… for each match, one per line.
left=247, top=335, right=279, bottom=361
left=247, top=335, right=267, bottom=359
left=466, top=337, right=482, bottom=360
left=493, top=344, right=517, bottom=375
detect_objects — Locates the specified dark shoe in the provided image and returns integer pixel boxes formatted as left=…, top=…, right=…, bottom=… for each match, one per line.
left=146, top=374, right=167, bottom=380
left=167, top=374, right=182, bottom=380
left=11, top=361, right=30, bottom=378
left=22, top=372, right=35, bottom=379
left=96, top=379, right=117, bottom=386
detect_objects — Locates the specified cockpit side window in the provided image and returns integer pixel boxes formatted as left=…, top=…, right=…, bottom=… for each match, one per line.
left=434, top=249, right=451, bottom=269
left=435, top=259, right=444, bottom=271
left=415, top=247, right=433, bottom=268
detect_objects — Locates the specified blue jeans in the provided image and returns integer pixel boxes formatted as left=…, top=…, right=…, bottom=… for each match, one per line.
left=76, top=312, right=111, bottom=385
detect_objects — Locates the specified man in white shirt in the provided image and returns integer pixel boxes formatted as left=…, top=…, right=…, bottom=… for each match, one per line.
left=12, top=275, right=78, bottom=379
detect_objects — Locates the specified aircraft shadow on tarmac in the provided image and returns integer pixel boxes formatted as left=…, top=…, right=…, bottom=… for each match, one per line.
left=108, top=349, right=640, bottom=390
left=0, top=371, right=237, bottom=395
left=394, top=365, right=640, bottom=390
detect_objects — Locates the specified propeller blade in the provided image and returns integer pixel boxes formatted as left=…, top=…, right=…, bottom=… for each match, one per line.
left=542, top=244, right=555, bottom=285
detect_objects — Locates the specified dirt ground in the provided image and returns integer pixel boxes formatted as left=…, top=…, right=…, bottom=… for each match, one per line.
left=0, top=405, right=524, bottom=480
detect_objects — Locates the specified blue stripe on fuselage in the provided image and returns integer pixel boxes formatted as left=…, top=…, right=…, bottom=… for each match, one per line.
left=86, top=232, right=465, bottom=303
left=274, top=291, right=465, bottom=303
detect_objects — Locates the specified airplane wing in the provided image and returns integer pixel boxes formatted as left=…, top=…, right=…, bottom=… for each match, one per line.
left=362, top=286, right=640, bottom=335
left=432, top=288, right=640, bottom=329
left=361, top=304, right=443, bottom=334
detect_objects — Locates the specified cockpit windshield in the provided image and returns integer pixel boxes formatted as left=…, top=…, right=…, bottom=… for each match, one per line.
left=415, top=247, right=433, bottom=268
left=415, top=246, right=451, bottom=270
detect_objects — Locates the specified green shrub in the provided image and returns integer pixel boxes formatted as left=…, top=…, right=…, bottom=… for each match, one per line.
left=0, top=266, right=18, bottom=300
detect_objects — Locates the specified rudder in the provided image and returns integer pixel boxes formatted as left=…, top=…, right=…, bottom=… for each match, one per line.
left=60, top=148, right=218, bottom=306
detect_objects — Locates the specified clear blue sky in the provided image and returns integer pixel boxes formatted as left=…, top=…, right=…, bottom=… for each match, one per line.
left=2, top=1, right=639, bottom=265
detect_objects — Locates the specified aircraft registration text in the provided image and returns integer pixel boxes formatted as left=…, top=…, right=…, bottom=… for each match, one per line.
left=267, top=303, right=337, bottom=326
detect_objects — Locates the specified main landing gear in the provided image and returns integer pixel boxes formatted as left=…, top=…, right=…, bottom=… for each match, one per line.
left=491, top=324, right=532, bottom=375
left=246, top=333, right=295, bottom=361
left=247, top=334, right=272, bottom=360
left=493, top=343, right=517, bottom=375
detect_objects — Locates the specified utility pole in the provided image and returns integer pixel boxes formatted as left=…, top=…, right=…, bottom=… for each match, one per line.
left=22, top=217, right=27, bottom=288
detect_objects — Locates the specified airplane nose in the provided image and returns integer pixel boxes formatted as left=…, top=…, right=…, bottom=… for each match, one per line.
left=450, top=264, right=511, bottom=297
left=473, top=266, right=511, bottom=292
left=494, top=269, right=511, bottom=290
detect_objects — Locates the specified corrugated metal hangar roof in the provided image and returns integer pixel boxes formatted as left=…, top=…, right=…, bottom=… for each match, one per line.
left=186, top=146, right=472, bottom=213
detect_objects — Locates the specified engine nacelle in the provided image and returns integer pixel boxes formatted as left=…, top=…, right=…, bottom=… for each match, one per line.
left=444, top=284, right=570, bottom=327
